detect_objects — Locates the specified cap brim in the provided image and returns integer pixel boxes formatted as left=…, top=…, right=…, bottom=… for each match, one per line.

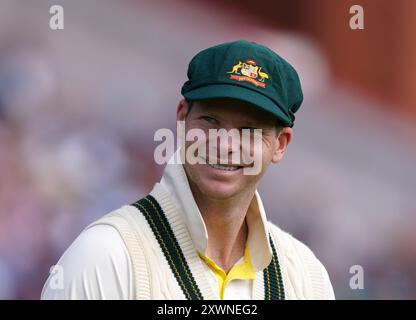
left=182, top=84, right=292, bottom=127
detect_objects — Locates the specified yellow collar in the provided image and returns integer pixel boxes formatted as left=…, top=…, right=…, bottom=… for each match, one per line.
left=159, top=151, right=273, bottom=272
left=198, top=245, right=255, bottom=299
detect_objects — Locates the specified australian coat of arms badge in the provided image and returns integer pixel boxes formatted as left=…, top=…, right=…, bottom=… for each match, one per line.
left=227, top=59, right=269, bottom=88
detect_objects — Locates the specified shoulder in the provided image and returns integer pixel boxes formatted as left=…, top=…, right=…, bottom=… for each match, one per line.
left=41, top=217, right=133, bottom=300
left=267, top=221, right=335, bottom=299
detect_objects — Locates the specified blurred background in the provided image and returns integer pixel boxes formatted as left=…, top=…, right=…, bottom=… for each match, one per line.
left=0, top=0, right=415, bottom=299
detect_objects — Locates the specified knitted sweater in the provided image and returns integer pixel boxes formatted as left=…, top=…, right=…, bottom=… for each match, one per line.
left=85, top=188, right=333, bottom=299
left=41, top=162, right=334, bottom=300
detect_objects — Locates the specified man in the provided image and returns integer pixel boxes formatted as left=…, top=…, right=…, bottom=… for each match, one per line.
left=41, top=40, right=335, bottom=299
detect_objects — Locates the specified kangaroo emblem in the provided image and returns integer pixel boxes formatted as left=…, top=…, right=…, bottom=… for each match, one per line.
left=227, top=61, right=243, bottom=74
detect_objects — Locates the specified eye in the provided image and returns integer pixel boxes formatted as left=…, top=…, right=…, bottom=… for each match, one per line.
left=201, top=116, right=217, bottom=124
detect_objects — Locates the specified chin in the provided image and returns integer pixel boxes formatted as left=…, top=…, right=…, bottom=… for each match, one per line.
left=197, top=180, right=240, bottom=199
left=186, top=165, right=247, bottom=199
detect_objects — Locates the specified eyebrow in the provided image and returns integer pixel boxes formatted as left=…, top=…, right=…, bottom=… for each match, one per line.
left=195, top=108, right=273, bottom=128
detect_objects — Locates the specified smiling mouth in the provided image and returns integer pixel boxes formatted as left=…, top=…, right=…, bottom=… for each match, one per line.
left=207, top=163, right=243, bottom=171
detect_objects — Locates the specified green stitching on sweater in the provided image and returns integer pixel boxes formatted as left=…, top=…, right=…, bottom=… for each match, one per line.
left=135, top=201, right=194, bottom=299
left=264, top=234, right=285, bottom=300
left=144, top=196, right=203, bottom=299
left=132, top=196, right=203, bottom=299
left=132, top=194, right=285, bottom=300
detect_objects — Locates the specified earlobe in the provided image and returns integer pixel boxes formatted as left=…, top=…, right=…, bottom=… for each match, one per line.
left=271, top=149, right=283, bottom=163
left=271, top=128, right=292, bottom=163
left=271, top=136, right=283, bottom=164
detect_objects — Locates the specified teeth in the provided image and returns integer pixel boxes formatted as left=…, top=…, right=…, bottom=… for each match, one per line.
left=208, top=163, right=241, bottom=171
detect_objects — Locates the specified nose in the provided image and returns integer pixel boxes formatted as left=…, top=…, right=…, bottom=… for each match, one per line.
left=215, top=128, right=241, bottom=162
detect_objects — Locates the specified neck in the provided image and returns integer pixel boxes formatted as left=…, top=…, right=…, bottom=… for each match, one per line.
left=189, top=184, right=255, bottom=273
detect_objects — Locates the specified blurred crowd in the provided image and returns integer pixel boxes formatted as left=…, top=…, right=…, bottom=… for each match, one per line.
left=0, top=0, right=415, bottom=299
left=0, top=54, right=161, bottom=298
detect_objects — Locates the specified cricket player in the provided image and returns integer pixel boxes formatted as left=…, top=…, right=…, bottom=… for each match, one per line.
left=41, top=40, right=335, bottom=300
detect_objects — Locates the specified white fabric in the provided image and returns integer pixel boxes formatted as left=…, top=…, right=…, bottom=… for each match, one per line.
left=40, top=224, right=255, bottom=299
left=40, top=224, right=334, bottom=299
left=41, top=161, right=335, bottom=300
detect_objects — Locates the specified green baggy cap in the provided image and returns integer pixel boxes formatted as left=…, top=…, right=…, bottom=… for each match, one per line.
left=181, top=40, right=303, bottom=127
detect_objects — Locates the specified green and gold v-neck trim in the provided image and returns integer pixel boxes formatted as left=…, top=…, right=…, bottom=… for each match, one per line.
left=131, top=190, right=285, bottom=300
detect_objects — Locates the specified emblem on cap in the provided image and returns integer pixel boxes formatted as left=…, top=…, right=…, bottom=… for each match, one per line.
left=227, top=59, right=269, bottom=88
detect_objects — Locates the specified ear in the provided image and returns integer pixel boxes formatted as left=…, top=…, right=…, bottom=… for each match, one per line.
left=271, top=127, right=293, bottom=163
left=176, top=99, right=191, bottom=122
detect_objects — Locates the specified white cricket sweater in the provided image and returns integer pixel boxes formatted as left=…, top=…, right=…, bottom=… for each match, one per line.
left=41, top=161, right=335, bottom=300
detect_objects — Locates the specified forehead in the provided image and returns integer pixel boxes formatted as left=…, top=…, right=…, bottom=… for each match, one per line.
left=191, top=99, right=276, bottom=126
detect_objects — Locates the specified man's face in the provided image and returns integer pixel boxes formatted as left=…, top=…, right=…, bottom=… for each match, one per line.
left=177, top=99, right=292, bottom=200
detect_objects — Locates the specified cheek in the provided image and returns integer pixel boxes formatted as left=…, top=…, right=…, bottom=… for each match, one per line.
left=261, top=139, right=277, bottom=165
left=184, top=125, right=209, bottom=158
